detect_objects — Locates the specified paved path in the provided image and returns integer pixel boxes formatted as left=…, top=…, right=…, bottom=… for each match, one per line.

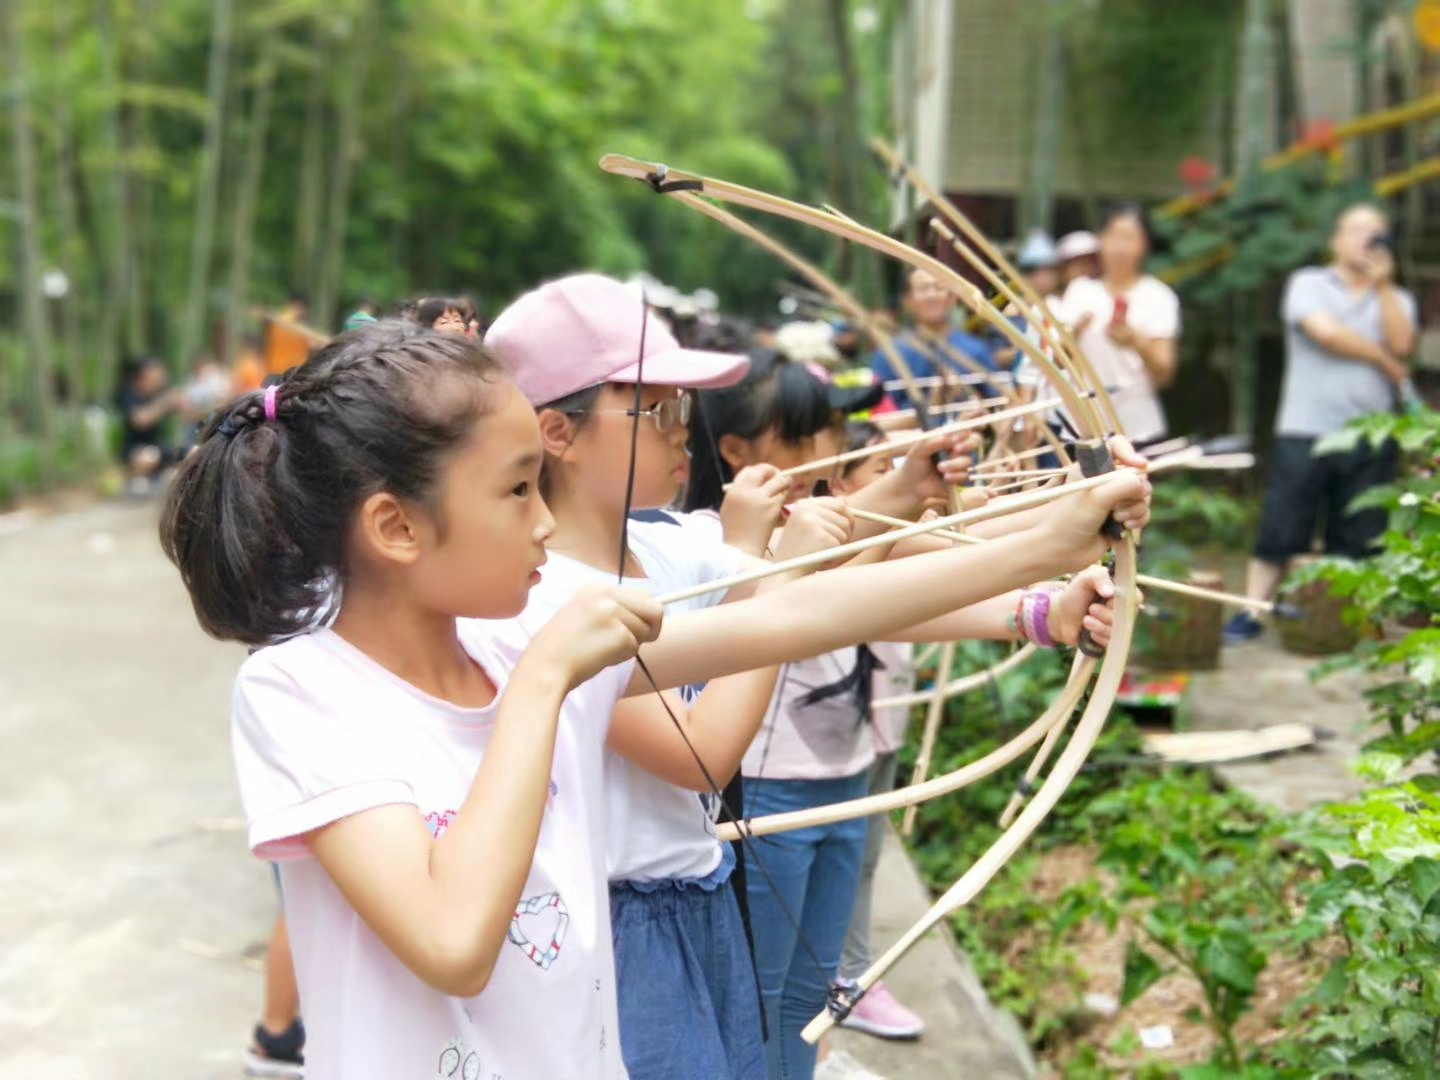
left=0, top=500, right=1030, bottom=1079
left=1185, top=635, right=1372, bottom=811
left=0, top=501, right=265, bottom=1079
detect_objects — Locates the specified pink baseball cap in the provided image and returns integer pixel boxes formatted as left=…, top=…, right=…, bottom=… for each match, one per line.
left=485, top=273, right=749, bottom=406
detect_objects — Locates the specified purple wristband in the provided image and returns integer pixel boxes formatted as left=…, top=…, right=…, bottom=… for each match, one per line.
left=1024, top=589, right=1058, bottom=649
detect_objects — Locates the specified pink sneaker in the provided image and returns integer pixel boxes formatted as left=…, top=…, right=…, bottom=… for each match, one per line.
left=837, top=981, right=925, bottom=1040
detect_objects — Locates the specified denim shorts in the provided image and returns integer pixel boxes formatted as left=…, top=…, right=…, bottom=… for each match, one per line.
left=611, top=849, right=766, bottom=1080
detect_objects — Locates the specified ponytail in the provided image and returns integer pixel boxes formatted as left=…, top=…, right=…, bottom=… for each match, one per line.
left=159, top=322, right=506, bottom=645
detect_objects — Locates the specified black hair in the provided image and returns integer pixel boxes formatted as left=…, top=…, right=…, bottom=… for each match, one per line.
left=533, top=384, right=606, bottom=498
left=683, top=348, right=833, bottom=513
left=1099, top=202, right=1155, bottom=251
left=159, top=322, right=507, bottom=646
left=840, top=420, right=886, bottom=479
left=413, top=295, right=478, bottom=331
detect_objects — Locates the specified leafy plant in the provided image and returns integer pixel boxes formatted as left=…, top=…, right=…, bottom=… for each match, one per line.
left=1291, top=408, right=1440, bottom=769
left=1274, top=789, right=1440, bottom=1078
left=1072, top=774, right=1305, bottom=1071
left=1152, top=164, right=1377, bottom=307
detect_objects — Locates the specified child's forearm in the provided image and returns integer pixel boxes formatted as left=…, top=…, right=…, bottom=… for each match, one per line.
left=892, top=590, right=1022, bottom=643
left=426, top=656, right=571, bottom=976
left=610, top=664, right=783, bottom=791
left=310, top=655, right=572, bottom=999
left=632, top=533, right=1055, bottom=694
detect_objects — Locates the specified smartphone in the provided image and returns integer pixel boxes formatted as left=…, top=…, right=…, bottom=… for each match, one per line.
left=1111, top=296, right=1129, bottom=326
left=1367, top=233, right=1393, bottom=252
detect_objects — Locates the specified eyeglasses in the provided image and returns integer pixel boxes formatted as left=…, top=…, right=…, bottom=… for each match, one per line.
left=569, top=393, right=693, bottom=434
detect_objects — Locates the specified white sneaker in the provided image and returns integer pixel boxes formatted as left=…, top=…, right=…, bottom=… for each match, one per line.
left=815, top=1047, right=887, bottom=1080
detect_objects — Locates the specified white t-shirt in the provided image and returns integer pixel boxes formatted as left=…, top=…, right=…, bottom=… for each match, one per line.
left=519, top=516, right=745, bottom=883
left=869, top=640, right=916, bottom=756
left=232, top=625, right=633, bottom=1080
left=1061, top=275, right=1179, bottom=444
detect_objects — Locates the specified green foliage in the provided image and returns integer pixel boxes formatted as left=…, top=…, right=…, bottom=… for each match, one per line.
left=1272, top=792, right=1440, bottom=1078
left=1075, top=774, right=1302, bottom=1070
left=1152, top=164, right=1378, bottom=308
left=1143, top=475, right=1254, bottom=551
left=1059, top=0, right=1242, bottom=163
left=1292, top=408, right=1440, bottom=768
left=3, top=0, right=887, bottom=472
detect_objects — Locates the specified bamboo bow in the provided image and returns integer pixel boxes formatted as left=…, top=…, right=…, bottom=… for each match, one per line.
left=600, top=151, right=1139, bottom=1043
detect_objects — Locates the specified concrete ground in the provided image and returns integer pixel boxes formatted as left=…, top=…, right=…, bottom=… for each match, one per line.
left=0, top=501, right=265, bottom=1079
left=1185, top=633, right=1373, bottom=811
left=828, top=830, right=1033, bottom=1080
left=0, top=500, right=1030, bottom=1079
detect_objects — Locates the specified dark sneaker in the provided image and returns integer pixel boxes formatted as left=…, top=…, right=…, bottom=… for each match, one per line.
left=1223, top=611, right=1264, bottom=644
left=244, top=1020, right=304, bottom=1078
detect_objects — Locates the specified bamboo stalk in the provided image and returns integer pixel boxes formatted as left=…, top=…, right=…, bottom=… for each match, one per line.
left=715, top=654, right=1090, bottom=843
left=849, top=507, right=1276, bottom=615
left=769, top=395, right=1093, bottom=480
left=901, top=641, right=955, bottom=837
left=656, top=469, right=1138, bottom=607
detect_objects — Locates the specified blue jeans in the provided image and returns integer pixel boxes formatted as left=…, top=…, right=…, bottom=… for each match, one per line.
left=612, top=848, right=766, bottom=1080
left=743, top=772, right=870, bottom=1080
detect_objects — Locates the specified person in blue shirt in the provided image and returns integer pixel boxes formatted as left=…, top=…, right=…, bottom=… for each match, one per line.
left=870, top=267, right=1003, bottom=413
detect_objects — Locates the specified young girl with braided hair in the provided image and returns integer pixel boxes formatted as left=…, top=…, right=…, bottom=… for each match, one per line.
left=164, top=318, right=1148, bottom=1080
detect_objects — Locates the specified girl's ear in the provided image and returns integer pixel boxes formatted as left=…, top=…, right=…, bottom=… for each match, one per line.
left=536, top=408, right=577, bottom=460
left=717, top=433, right=754, bottom=473
left=355, top=491, right=423, bottom=567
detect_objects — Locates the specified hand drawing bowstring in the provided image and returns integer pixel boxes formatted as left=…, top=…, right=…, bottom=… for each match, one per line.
left=600, top=153, right=1139, bottom=1042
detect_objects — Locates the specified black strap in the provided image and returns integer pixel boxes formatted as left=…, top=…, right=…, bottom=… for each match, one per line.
left=646, top=166, right=705, bottom=194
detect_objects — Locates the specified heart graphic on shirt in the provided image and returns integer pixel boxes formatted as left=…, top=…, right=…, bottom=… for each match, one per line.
left=507, top=891, right=569, bottom=971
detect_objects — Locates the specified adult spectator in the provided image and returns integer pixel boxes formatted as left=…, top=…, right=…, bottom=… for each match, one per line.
left=1016, top=229, right=1062, bottom=304
left=1226, top=203, right=1417, bottom=642
left=1062, top=205, right=1179, bottom=445
left=870, top=267, right=999, bottom=412
left=114, top=356, right=182, bottom=494
left=1055, top=230, right=1100, bottom=291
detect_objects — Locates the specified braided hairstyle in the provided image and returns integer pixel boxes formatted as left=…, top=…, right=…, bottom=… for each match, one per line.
left=159, top=321, right=507, bottom=646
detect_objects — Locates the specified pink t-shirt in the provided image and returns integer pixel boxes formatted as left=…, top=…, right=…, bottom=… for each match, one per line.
left=232, top=624, right=633, bottom=1080
left=869, top=641, right=916, bottom=755
left=740, top=647, right=876, bottom=781
left=679, top=510, right=876, bottom=782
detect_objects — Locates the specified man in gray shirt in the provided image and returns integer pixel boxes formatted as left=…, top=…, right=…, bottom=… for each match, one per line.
left=1226, top=203, right=1418, bottom=642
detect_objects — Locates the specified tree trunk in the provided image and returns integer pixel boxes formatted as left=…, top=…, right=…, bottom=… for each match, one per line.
left=293, top=21, right=328, bottom=295
left=51, top=10, right=88, bottom=403
left=314, top=13, right=373, bottom=330
left=1023, top=0, right=1064, bottom=237
left=223, top=32, right=277, bottom=364
left=94, top=0, right=130, bottom=396
left=178, top=0, right=235, bottom=365
left=824, top=0, right=881, bottom=306
left=5, top=0, right=59, bottom=483
left=1231, top=0, right=1274, bottom=444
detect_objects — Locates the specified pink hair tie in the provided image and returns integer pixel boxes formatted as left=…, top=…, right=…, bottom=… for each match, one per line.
left=263, top=385, right=279, bottom=422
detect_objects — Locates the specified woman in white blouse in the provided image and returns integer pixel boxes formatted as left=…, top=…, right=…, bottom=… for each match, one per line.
left=1061, top=204, right=1180, bottom=445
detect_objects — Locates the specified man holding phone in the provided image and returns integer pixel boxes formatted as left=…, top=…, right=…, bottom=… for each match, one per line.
left=1226, top=202, right=1418, bottom=642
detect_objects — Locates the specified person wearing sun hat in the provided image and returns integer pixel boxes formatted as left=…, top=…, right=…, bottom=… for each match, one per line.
left=486, top=273, right=787, bottom=1080
left=487, top=273, right=750, bottom=410
left=1056, top=230, right=1100, bottom=291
